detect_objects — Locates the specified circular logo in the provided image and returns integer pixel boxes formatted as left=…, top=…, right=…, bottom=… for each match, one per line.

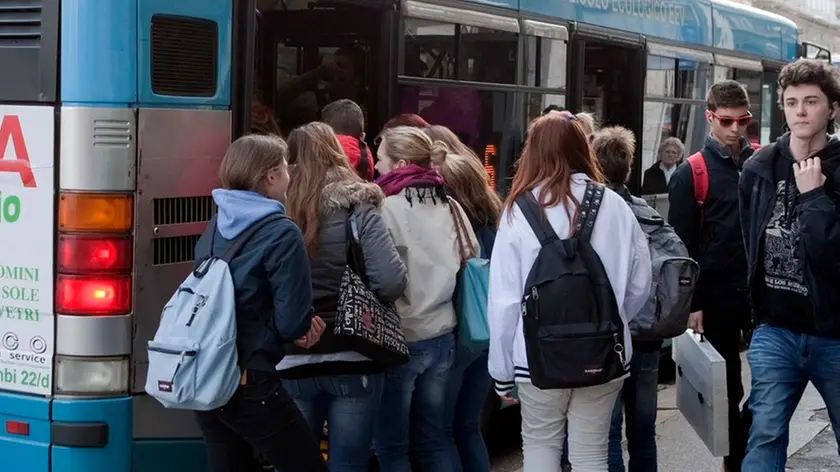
left=3, top=332, right=18, bottom=351
left=29, top=336, right=47, bottom=354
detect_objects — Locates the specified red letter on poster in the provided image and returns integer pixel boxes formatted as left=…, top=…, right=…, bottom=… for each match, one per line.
left=0, top=115, right=36, bottom=188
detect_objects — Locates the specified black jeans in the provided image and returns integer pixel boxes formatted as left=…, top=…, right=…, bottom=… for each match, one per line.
left=195, top=370, right=327, bottom=472
left=701, top=287, right=752, bottom=472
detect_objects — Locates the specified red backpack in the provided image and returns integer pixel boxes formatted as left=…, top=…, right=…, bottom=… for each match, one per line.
left=686, top=142, right=761, bottom=227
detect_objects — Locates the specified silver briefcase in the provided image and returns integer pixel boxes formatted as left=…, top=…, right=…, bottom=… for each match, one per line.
left=673, top=329, right=730, bottom=457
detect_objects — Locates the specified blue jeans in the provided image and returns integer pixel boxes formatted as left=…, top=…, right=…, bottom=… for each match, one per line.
left=282, top=373, right=383, bottom=472
left=743, top=324, right=840, bottom=471
left=608, top=350, right=660, bottom=472
left=374, top=332, right=456, bottom=472
left=442, top=348, right=492, bottom=472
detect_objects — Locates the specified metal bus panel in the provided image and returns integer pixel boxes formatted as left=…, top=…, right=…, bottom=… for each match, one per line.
left=136, top=0, right=232, bottom=107
left=0, top=393, right=50, bottom=472
left=519, top=0, right=799, bottom=62
left=60, top=0, right=138, bottom=105
left=0, top=0, right=59, bottom=103
left=711, top=0, right=796, bottom=63
left=780, top=24, right=798, bottom=62
left=129, top=107, right=228, bottom=469
left=520, top=0, right=714, bottom=48
left=462, top=0, right=517, bottom=10
left=59, top=107, right=136, bottom=192
left=52, top=397, right=132, bottom=472
left=55, top=315, right=132, bottom=357
left=132, top=108, right=230, bottom=395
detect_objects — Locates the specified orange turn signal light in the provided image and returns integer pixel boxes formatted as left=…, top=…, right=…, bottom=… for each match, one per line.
left=58, top=193, right=133, bottom=233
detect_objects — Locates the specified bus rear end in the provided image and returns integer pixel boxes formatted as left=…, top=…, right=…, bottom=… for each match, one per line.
left=0, top=1, right=233, bottom=471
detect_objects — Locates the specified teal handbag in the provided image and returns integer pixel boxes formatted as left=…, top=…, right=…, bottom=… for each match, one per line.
left=448, top=199, right=490, bottom=353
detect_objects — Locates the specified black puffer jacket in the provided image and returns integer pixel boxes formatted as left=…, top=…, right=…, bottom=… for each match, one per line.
left=280, top=171, right=407, bottom=378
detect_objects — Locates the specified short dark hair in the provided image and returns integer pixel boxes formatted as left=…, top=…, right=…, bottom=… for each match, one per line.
left=542, top=104, right=566, bottom=115
left=706, top=80, right=749, bottom=111
left=777, top=58, right=840, bottom=109
left=321, top=99, right=364, bottom=137
left=591, top=126, right=636, bottom=185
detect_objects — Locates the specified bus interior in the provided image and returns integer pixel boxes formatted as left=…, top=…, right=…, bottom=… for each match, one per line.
left=254, top=0, right=395, bottom=138
left=248, top=0, right=655, bottom=194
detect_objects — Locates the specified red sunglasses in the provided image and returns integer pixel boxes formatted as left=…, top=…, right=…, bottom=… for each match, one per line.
left=710, top=110, right=752, bottom=128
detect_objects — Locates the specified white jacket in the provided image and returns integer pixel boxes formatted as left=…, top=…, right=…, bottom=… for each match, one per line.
left=380, top=188, right=480, bottom=343
left=487, top=174, right=652, bottom=395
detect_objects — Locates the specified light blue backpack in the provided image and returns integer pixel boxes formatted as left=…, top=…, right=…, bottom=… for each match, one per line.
left=145, top=215, right=283, bottom=411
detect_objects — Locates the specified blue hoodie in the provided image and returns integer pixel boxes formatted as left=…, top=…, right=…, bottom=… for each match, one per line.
left=194, top=189, right=313, bottom=372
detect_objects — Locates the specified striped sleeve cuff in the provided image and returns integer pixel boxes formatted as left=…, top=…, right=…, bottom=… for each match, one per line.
left=494, top=379, right=515, bottom=396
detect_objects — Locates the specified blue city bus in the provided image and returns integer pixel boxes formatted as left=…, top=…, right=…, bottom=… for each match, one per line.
left=0, top=1, right=823, bottom=471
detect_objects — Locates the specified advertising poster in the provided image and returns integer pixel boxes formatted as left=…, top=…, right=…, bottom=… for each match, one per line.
left=0, top=106, right=55, bottom=395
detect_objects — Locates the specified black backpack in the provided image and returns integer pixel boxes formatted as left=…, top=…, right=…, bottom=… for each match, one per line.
left=515, top=182, right=628, bottom=389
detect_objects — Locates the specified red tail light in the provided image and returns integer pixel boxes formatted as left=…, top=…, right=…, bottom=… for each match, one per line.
left=6, top=420, right=29, bottom=436
left=56, top=275, right=132, bottom=316
left=58, top=235, right=132, bottom=273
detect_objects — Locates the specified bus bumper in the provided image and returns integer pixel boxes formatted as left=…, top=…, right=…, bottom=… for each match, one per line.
left=0, top=392, right=131, bottom=472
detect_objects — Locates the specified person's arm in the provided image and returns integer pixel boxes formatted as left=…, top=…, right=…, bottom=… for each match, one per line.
left=792, top=157, right=840, bottom=275
left=356, top=205, right=408, bottom=303
left=641, top=168, right=656, bottom=194
left=738, top=170, right=755, bottom=269
left=668, top=163, right=701, bottom=254
left=264, top=220, right=313, bottom=341
left=798, top=186, right=840, bottom=274
left=623, top=210, right=653, bottom=323
left=668, top=162, right=705, bottom=313
left=487, top=209, right=523, bottom=398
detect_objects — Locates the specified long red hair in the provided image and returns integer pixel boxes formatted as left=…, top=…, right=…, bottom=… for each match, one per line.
left=504, top=112, right=605, bottom=228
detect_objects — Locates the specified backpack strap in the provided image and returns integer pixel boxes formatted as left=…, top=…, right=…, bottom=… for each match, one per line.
left=687, top=151, right=709, bottom=233
left=577, top=181, right=606, bottom=243
left=219, top=213, right=288, bottom=263
left=515, top=193, right=560, bottom=246
left=345, top=210, right=369, bottom=286
left=687, top=151, right=709, bottom=212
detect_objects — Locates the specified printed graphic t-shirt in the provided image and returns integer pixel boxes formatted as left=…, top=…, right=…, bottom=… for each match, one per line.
left=757, top=155, right=816, bottom=334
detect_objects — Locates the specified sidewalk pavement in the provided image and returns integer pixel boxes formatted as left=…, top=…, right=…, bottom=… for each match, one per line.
left=492, top=353, right=838, bottom=472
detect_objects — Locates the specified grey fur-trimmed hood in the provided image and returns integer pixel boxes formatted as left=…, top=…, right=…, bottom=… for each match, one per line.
left=320, top=172, right=384, bottom=214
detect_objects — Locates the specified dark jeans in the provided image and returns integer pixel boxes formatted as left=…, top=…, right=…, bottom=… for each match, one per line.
left=194, top=370, right=326, bottom=472
left=283, top=373, right=384, bottom=472
left=442, top=348, right=492, bottom=472
left=608, top=350, right=660, bottom=472
left=702, top=288, right=751, bottom=472
left=743, top=325, right=840, bottom=471
left=373, top=332, right=456, bottom=472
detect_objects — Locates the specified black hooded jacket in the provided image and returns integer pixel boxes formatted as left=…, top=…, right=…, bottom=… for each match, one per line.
left=669, top=135, right=755, bottom=310
left=739, top=133, right=840, bottom=338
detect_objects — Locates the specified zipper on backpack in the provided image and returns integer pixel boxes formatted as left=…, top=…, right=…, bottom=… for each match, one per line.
left=149, top=346, right=197, bottom=356
left=185, top=295, right=208, bottom=327
left=613, top=333, right=627, bottom=365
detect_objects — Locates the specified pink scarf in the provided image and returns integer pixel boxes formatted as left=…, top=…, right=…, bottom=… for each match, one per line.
left=375, top=164, right=444, bottom=197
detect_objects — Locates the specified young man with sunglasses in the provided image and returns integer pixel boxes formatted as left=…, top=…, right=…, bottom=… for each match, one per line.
left=668, top=79, right=756, bottom=472
left=739, top=59, right=840, bottom=471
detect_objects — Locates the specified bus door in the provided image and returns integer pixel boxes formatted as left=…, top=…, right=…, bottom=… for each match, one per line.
left=256, top=0, right=399, bottom=138
left=761, top=60, right=786, bottom=143
left=567, top=24, right=645, bottom=193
